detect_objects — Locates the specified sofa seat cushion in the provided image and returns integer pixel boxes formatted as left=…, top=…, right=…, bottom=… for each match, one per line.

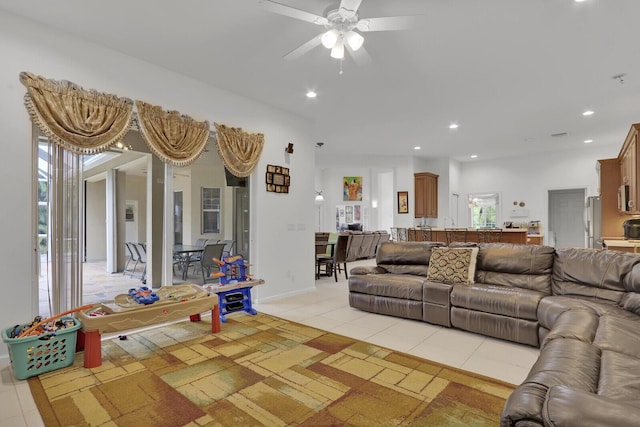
left=450, top=283, right=544, bottom=321
left=542, top=385, right=640, bottom=427
left=538, top=295, right=636, bottom=330
left=593, top=315, right=640, bottom=359
left=348, top=273, right=425, bottom=301
left=598, top=349, right=640, bottom=401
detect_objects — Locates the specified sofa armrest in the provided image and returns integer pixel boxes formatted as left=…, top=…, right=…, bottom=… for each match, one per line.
left=350, top=266, right=387, bottom=275
left=543, top=385, right=640, bottom=427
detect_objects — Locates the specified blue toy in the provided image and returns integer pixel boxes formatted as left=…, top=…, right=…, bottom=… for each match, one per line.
left=128, top=287, right=159, bottom=304
left=211, top=255, right=252, bottom=285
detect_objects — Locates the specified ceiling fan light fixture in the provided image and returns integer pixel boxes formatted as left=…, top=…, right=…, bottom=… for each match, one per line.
left=330, top=40, right=345, bottom=59
left=321, top=29, right=339, bottom=49
left=345, top=31, right=364, bottom=51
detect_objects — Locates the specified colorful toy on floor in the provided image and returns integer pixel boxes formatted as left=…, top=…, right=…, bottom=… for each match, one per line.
left=128, top=287, right=159, bottom=305
left=211, top=254, right=253, bottom=285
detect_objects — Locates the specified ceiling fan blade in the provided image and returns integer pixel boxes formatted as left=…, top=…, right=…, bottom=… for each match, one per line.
left=357, top=16, right=418, bottom=32
left=339, top=0, right=363, bottom=14
left=346, top=44, right=372, bottom=67
left=283, top=35, right=322, bottom=60
left=259, top=0, right=328, bottom=25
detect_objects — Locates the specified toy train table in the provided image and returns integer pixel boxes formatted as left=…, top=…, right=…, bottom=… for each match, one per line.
left=77, top=283, right=219, bottom=368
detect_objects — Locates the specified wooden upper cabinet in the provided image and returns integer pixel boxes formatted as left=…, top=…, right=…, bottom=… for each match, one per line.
left=414, top=172, right=439, bottom=218
left=598, top=158, right=625, bottom=238
left=619, top=124, right=640, bottom=213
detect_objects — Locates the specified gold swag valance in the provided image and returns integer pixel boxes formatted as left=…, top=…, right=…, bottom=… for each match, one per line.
left=214, top=123, right=265, bottom=178
left=19, top=71, right=134, bottom=154
left=135, top=100, right=210, bottom=167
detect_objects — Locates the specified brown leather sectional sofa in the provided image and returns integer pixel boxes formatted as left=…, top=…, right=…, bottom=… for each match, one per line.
left=348, top=241, right=640, bottom=427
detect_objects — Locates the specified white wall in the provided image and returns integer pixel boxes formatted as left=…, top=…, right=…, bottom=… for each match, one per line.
left=458, top=145, right=618, bottom=235
left=317, top=144, right=620, bottom=237
left=0, top=11, right=315, bottom=359
left=315, top=154, right=411, bottom=231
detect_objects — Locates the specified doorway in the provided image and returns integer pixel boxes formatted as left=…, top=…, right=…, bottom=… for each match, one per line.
left=548, top=188, right=586, bottom=249
left=450, top=193, right=459, bottom=227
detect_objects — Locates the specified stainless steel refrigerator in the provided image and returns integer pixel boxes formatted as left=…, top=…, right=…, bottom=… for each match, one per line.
left=586, top=196, right=602, bottom=249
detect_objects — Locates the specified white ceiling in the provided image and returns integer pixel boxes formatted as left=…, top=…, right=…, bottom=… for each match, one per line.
left=2, top=0, right=640, bottom=162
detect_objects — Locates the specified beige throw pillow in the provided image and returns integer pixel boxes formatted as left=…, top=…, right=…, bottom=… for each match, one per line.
left=426, top=247, right=479, bottom=285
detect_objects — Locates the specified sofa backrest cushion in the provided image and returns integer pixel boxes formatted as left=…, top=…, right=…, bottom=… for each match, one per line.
left=376, top=241, right=445, bottom=276
left=552, top=248, right=640, bottom=303
left=475, top=243, right=555, bottom=293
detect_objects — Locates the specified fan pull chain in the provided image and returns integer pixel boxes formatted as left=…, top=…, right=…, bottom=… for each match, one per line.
left=339, top=59, right=344, bottom=75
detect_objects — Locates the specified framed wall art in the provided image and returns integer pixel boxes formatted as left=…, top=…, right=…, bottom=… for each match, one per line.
left=343, top=176, right=362, bottom=201
left=398, top=191, right=409, bottom=214
left=266, top=164, right=290, bottom=193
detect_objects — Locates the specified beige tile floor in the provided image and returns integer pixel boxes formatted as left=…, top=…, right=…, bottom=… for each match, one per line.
left=0, top=258, right=539, bottom=426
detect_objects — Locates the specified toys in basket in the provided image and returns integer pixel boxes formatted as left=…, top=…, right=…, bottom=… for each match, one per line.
left=2, top=304, right=91, bottom=379
left=211, top=254, right=253, bottom=285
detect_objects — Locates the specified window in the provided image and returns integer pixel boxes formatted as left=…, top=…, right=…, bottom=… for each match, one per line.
left=202, top=187, right=221, bottom=234
left=468, top=193, right=500, bottom=228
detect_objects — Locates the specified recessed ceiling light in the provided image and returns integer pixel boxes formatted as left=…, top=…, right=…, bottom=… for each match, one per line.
left=470, top=154, right=478, bottom=159
left=414, top=146, right=421, bottom=150
left=582, top=110, right=594, bottom=116
left=584, top=139, right=593, bottom=144
left=306, top=90, right=317, bottom=98
left=449, top=123, right=459, bottom=129
left=575, top=0, right=586, bottom=2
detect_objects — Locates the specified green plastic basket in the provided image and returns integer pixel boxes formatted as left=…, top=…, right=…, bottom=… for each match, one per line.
left=2, top=316, right=81, bottom=380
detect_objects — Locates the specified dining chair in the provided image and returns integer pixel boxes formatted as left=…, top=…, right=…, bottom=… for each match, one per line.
left=316, top=232, right=338, bottom=278
left=390, top=227, right=399, bottom=241
left=315, top=233, right=329, bottom=256
left=397, top=227, right=408, bottom=242
left=317, top=233, right=349, bottom=282
left=331, top=234, right=350, bottom=282
left=199, top=243, right=226, bottom=284
left=477, top=228, right=503, bottom=243
left=123, top=242, right=137, bottom=276
left=132, top=243, right=147, bottom=283
left=444, top=228, right=468, bottom=244
left=189, top=238, right=209, bottom=265
left=220, top=240, right=235, bottom=258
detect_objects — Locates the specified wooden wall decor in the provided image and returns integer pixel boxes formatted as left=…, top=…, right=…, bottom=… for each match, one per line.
left=266, top=164, right=290, bottom=193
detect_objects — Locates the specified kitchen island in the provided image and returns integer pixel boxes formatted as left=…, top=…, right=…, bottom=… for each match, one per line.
left=602, top=239, right=640, bottom=253
left=408, top=227, right=532, bottom=244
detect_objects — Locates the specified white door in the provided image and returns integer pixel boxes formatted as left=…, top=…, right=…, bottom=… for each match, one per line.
left=548, top=189, right=586, bottom=249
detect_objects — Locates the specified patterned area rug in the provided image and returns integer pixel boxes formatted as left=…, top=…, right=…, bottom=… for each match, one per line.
left=28, top=313, right=514, bottom=426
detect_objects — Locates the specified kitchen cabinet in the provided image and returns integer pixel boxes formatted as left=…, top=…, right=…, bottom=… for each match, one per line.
left=598, top=158, right=626, bottom=239
left=619, top=124, right=640, bottom=213
left=526, top=235, right=543, bottom=245
left=414, top=172, right=438, bottom=218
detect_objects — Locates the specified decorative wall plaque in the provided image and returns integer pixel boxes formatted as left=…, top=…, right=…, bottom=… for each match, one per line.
left=266, top=164, right=290, bottom=193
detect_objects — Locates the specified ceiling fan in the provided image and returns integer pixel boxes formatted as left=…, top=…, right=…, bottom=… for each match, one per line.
left=259, top=0, right=418, bottom=65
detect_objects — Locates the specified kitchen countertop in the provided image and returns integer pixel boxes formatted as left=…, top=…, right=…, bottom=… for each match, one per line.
left=603, top=239, right=640, bottom=248
left=414, top=227, right=530, bottom=233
